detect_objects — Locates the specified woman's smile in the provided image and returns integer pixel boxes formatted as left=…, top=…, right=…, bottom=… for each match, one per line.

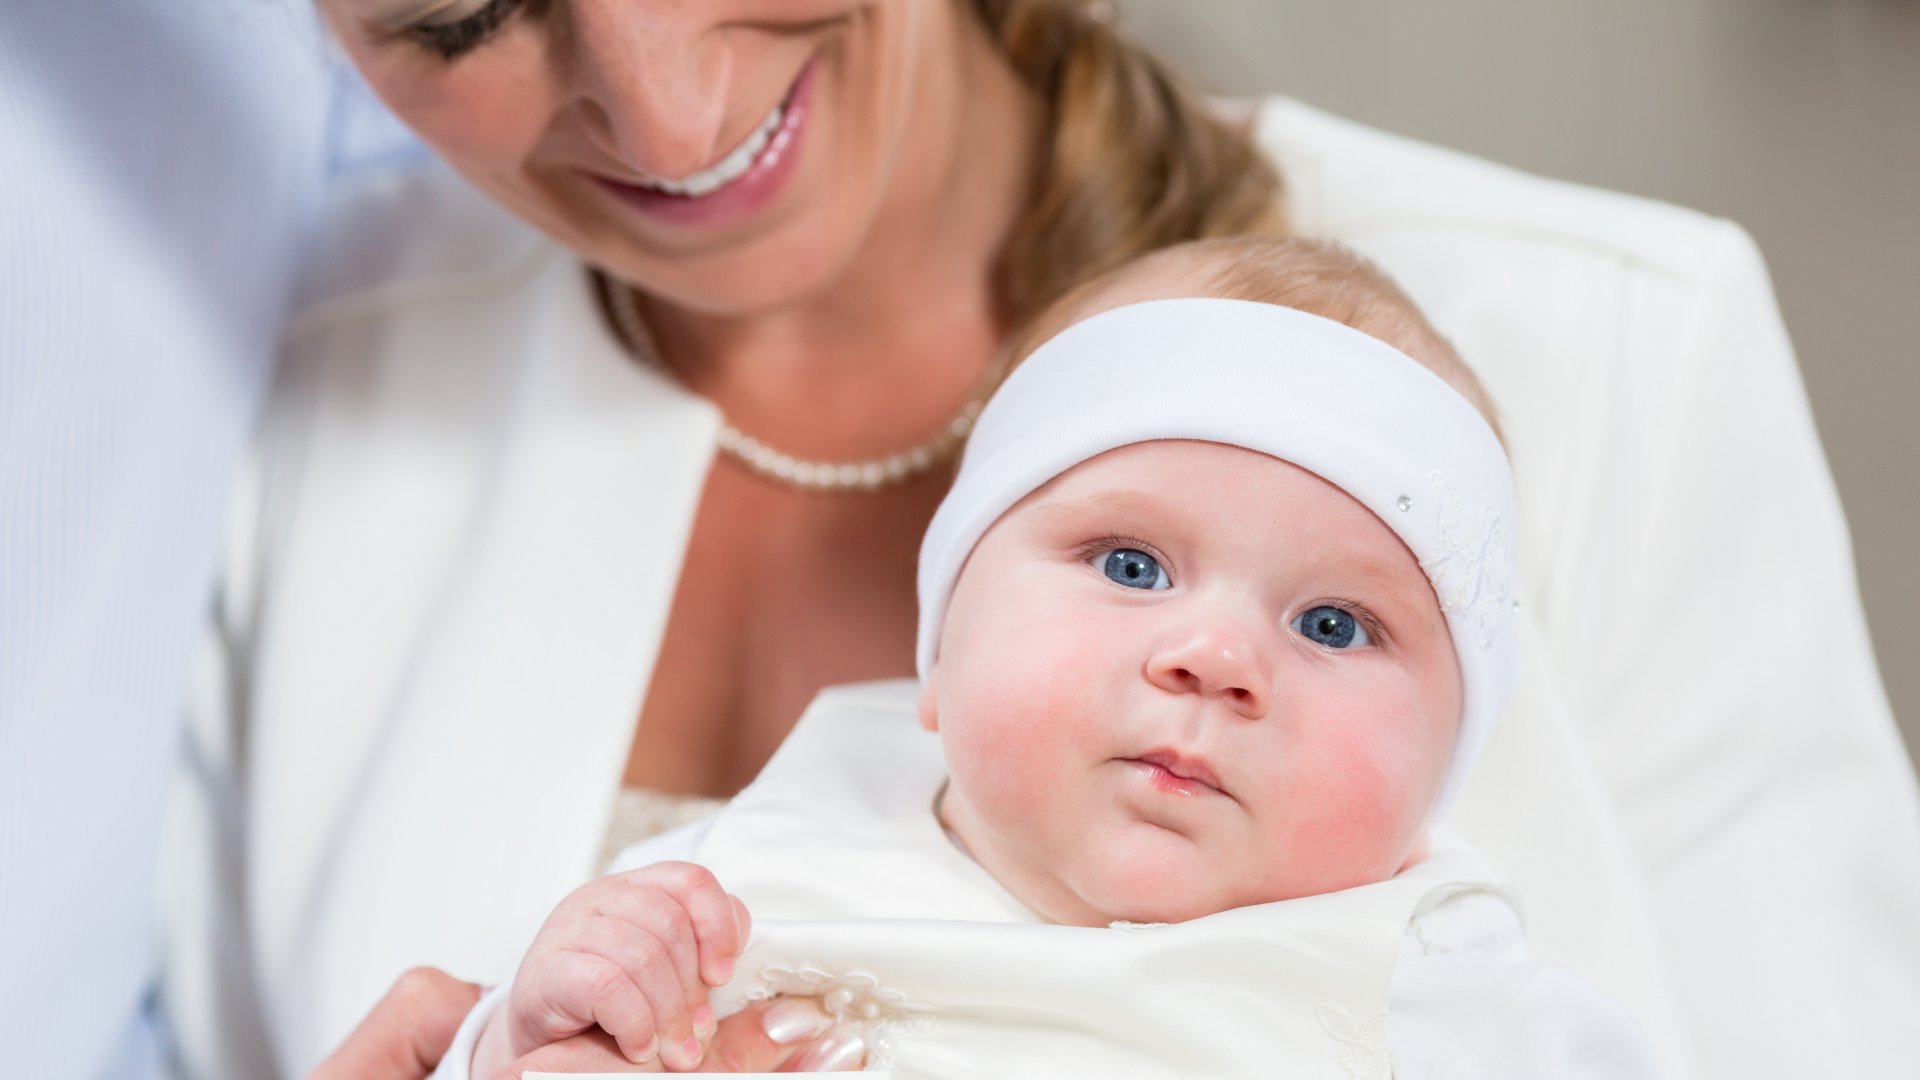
left=592, top=59, right=817, bottom=231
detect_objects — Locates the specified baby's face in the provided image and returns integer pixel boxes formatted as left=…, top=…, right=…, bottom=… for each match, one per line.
left=920, top=439, right=1463, bottom=926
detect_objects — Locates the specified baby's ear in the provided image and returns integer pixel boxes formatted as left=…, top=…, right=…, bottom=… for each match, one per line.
left=915, top=678, right=940, bottom=733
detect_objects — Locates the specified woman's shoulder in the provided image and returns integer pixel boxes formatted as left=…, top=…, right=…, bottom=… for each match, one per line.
left=1245, top=96, right=1780, bottom=465
left=1252, top=96, right=1739, bottom=278
left=285, top=156, right=560, bottom=345
left=262, top=158, right=601, bottom=448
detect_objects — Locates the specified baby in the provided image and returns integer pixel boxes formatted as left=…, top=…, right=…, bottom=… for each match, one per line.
left=445, top=238, right=1658, bottom=1078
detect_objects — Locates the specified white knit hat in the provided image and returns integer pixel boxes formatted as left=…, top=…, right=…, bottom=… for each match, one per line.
left=916, top=298, right=1519, bottom=817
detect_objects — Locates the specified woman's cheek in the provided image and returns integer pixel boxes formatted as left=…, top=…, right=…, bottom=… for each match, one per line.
left=339, top=33, right=551, bottom=173
left=410, top=80, right=551, bottom=170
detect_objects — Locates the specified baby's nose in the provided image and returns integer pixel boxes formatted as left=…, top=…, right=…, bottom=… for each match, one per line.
left=1144, top=622, right=1273, bottom=720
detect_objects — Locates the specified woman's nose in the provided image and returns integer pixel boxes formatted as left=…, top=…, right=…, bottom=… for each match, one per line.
left=1144, top=613, right=1275, bottom=721
left=566, top=1, right=732, bottom=182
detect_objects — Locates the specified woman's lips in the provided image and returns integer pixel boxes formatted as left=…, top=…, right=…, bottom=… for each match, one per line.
left=1128, top=750, right=1227, bottom=798
left=592, top=60, right=815, bottom=231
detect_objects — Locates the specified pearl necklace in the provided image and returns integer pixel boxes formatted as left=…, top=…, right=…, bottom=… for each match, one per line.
left=604, top=276, right=990, bottom=493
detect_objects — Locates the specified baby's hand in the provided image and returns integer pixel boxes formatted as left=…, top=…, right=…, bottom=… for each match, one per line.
left=472, top=862, right=752, bottom=1077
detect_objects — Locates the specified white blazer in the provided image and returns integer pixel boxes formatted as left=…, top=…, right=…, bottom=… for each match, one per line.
left=158, top=98, right=1920, bottom=1080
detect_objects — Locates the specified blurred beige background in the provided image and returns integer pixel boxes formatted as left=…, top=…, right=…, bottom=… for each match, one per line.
left=1123, top=0, right=1919, bottom=774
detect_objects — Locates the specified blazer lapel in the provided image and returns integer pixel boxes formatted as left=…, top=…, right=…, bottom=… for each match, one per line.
left=255, top=251, right=720, bottom=1071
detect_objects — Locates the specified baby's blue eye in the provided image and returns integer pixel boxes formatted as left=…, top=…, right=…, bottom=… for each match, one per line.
left=1100, top=548, right=1170, bottom=590
left=1294, top=606, right=1370, bottom=649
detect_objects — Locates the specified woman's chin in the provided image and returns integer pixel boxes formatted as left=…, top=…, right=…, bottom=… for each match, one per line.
left=587, top=204, right=871, bottom=318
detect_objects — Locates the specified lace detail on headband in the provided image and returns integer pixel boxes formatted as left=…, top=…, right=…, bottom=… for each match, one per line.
left=1416, top=470, right=1515, bottom=649
left=745, top=965, right=936, bottom=1068
left=1316, top=1002, right=1392, bottom=1080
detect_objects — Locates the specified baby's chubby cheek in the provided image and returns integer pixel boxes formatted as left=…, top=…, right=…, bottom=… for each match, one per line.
left=930, top=655, right=1093, bottom=837
left=923, top=576, right=1117, bottom=854
left=1261, top=711, right=1441, bottom=892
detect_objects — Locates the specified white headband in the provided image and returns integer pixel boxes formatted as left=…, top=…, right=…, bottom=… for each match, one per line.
left=916, top=298, right=1519, bottom=818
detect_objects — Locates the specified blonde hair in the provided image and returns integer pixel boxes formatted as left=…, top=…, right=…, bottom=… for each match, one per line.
left=1010, top=236, right=1506, bottom=441
left=970, top=0, right=1289, bottom=325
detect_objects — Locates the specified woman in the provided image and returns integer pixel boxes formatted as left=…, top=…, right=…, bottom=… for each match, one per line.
left=159, top=1, right=1920, bottom=1077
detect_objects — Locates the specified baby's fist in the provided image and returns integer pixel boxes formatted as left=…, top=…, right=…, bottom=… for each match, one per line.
left=473, top=862, right=751, bottom=1076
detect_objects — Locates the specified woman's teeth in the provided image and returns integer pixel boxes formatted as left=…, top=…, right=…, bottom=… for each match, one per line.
left=640, top=100, right=786, bottom=198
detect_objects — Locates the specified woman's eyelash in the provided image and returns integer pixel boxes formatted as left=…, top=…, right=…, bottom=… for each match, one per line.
left=407, top=0, right=524, bottom=60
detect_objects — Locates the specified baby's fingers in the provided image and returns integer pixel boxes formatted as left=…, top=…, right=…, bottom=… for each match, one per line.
left=524, top=952, right=659, bottom=1066
left=595, top=886, right=712, bottom=1041
left=727, top=895, right=751, bottom=978
left=621, top=863, right=749, bottom=987
left=590, top=917, right=709, bottom=1070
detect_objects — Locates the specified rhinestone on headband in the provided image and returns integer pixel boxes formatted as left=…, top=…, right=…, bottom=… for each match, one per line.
left=603, top=274, right=989, bottom=493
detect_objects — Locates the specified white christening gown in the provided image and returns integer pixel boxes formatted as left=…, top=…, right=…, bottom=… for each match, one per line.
left=439, top=681, right=1659, bottom=1079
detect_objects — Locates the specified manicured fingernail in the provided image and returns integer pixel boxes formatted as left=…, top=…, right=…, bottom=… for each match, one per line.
left=761, top=997, right=834, bottom=1045
left=795, top=1025, right=866, bottom=1071
left=682, top=1035, right=704, bottom=1066
left=693, top=1005, right=717, bottom=1038
left=634, top=1036, right=658, bottom=1063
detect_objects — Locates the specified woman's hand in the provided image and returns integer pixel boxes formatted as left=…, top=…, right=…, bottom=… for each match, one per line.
left=308, top=966, right=483, bottom=1080
left=488, top=997, right=863, bottom=1077
left=473, top=862, right=752, bottom=1076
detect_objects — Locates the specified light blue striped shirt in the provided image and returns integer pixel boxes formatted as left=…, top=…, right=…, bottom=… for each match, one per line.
left=1, top=3, right=403, bottom=1076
